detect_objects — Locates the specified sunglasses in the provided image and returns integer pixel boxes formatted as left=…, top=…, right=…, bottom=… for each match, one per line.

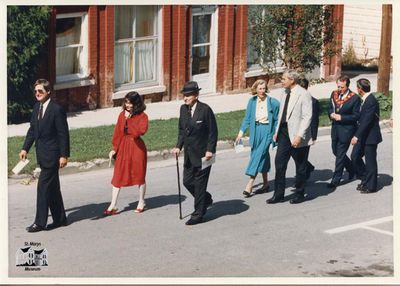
left=34, top=89, right=46, bottom=94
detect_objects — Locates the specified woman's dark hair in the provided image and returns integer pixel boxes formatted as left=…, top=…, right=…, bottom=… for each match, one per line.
left=123, top=91, right=146, bottom=115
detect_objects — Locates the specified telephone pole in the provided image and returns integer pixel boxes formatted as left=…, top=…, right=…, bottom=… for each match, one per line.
left=377, top=5, right=392, bottom=96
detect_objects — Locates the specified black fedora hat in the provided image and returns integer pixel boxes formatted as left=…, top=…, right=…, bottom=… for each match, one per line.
left=181, top=81, right=201, bottom=95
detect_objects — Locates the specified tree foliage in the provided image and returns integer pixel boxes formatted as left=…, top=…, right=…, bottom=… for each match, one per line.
left=7, top=6, right=51, bottom=123
left=248, top=5, right=339, bottom=74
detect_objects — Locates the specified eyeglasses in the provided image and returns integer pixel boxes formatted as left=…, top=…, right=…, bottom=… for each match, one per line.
left=34, top=89, right=46, bottom=94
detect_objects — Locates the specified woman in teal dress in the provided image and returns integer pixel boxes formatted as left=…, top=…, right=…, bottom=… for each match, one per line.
left=236, top=79, right=280, bottom=197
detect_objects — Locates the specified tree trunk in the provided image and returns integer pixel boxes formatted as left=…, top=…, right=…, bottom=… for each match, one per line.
left=377, top=5, right=392, bottom=96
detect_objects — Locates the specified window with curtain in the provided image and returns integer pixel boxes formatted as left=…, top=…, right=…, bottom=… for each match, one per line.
left=114, top=6, right=159, bottom=88
left=56, top=13, right=88, bottom=82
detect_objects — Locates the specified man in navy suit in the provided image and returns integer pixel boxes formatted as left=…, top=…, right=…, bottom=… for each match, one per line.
left=172, top=81, right=218, bottom=225
left=350, top=78, right=382, bottom=193
left=19, top=79, right=70, bottom=232
left=327, top=75, right=361, bottom=190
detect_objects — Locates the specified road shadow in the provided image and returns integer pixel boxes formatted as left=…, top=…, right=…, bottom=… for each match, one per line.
left=118, top=194, right=187, bottom=214
left=308, top=168, right=334, bottom=183
left=203, top=199, right=249, bottom=223
left=65, top=202, right=110, bottom=224
left=377, top=173, right=393, bottom=191
left=248, top=168, right=333, bottom=199
left=253, top=169, right=335, bottom=203
left=64, top=194, right=188, bottom=223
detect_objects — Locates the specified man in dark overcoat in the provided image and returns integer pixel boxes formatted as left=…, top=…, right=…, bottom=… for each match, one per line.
left=172, top=81, right=218, bottom=225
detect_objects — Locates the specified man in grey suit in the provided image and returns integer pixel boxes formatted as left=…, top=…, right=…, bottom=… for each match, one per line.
left=267, top=69, right=313, bottom=204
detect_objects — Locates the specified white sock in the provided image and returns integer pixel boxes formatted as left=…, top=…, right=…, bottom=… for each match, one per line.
left=137, top=184, right=146, bottom=209
left=108, top=186, right=120, bottom=211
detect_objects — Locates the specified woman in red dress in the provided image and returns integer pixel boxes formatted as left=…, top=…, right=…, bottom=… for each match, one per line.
left=104, top=92, right=148, bottom=215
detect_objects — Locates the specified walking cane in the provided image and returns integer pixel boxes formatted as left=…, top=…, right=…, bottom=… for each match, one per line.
left=175, top=153, right=183, bottom=219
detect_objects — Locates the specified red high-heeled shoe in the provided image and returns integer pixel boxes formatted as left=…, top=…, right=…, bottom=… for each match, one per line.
left=103, top=208, right=118, bottom=216
left=134, top=205, right=146, bottom=213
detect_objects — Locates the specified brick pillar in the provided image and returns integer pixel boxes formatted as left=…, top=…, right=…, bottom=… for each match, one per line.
left=232, top=5, right=248, bottom=90
left=87, top=6, right=99, bottom=109
left=322, top=5, right=343, bottom=80
left=216, top=5, right=235, bottom=93
left=162, top=6, right=172, bottom=101
left=98, top=6, right=114, bottom=107
left=169, top=5, right=189, bottom=100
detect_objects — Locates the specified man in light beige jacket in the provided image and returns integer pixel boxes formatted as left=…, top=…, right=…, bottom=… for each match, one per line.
left=267, top=69, right=312, bottom=204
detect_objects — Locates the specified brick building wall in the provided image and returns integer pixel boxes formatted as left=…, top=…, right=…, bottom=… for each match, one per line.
left=44, top=5, right=342, bottom=112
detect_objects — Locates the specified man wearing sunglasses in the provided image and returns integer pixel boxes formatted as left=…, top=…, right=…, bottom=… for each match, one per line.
left=19, top=79, right=70, bottom=232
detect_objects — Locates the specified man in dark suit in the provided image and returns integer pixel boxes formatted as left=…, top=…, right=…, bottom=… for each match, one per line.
left=327, top=75, right=361, bottom=190
left=350, top=78, right=382, bottom=193
left=172, top=81, right=218, bottom=225
left=298, top=77, right=319, bottom=179
left=19, top=79, right=70, bottom=232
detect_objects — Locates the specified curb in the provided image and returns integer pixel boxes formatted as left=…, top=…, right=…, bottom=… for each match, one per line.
left=8, top=119, right=392, bottom=185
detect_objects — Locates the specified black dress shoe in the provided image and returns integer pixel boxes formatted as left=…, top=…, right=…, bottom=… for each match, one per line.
left=26, top=224, right=45, bottom=233
left=266, top=195, right=284, bottom=204
left=243, top=190, right=252, bottom=198
left=185, top=217, right=203, bottom=225
left=254, top=185, right=270, bottom=194
left=327, top=182, right=338, bottom=190
left=356, top=183, right=365, bottom=191
left=46, top=219, right=68, bottom=230
left=360, top=188, right=377, bottom=194
left=290, top=194, right=305, bottom=204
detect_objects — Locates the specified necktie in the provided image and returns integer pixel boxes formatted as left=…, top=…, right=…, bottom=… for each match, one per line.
left=339, top=93, right=343, bottom=100
left=281, top=90, right=291, bottom=124
left=188, top=106, right=192, bottom=118
left=38, top=103, right=43, bottom=120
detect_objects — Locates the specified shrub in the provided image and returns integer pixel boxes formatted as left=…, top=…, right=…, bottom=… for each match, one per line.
left=7, top=6, right=51, bottom=124
left=342, top=39, right=359, bottom=66
left=374, top=92, right=392, bottom=112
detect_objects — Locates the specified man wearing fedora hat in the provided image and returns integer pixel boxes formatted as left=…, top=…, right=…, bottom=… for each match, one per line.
left=172, top=81, right=218, bottom=225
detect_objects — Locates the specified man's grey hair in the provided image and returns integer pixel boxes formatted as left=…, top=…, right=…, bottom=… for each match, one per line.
left=283, top=69, right=300, bottom=82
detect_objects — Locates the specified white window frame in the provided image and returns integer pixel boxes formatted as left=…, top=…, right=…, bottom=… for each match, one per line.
left=114, top=6, right=161, bottom=91
left=55, top=12, right=89, bottom=83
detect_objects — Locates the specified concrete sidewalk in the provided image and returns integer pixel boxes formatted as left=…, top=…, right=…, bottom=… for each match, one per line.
left=7, top=72, right=391, bottom=137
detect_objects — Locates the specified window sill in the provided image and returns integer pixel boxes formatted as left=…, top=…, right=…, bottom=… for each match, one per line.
left=244, top=66, right=286, bottom=78
left=112, top=85, right=166, bottom=100
left=54, top=78, right=95, bottom=90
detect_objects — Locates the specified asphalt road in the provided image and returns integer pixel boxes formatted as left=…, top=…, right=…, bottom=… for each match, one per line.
left=7, top=130, right=393, bottom=279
